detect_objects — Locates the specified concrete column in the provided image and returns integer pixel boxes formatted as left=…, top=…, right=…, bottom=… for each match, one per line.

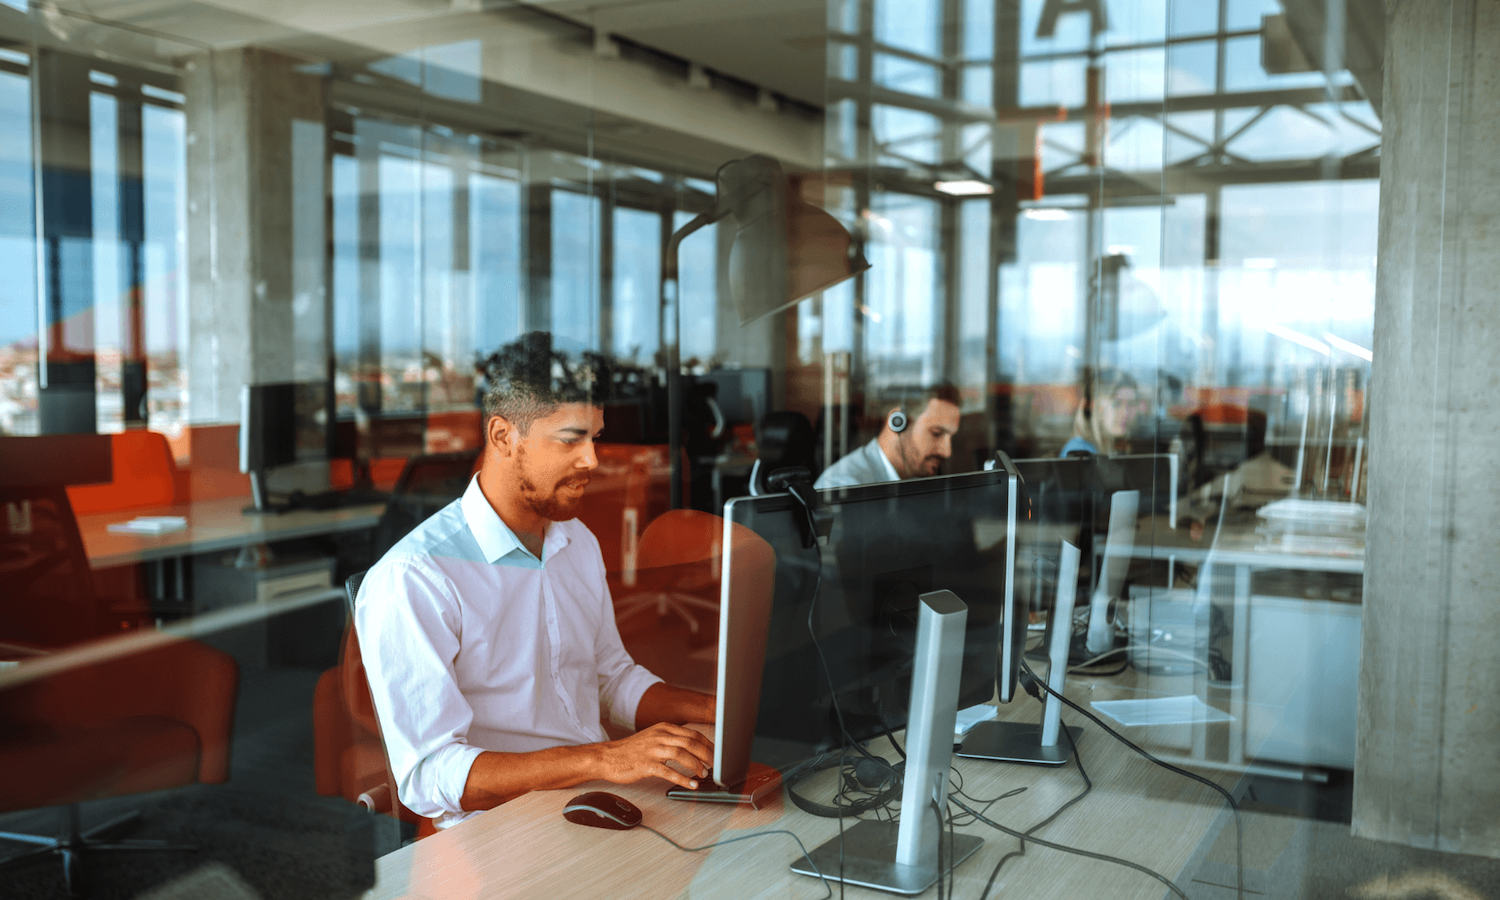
left=1357, top=0, right=1500, bottom=859
left=182, top=47, right=325, bottom=425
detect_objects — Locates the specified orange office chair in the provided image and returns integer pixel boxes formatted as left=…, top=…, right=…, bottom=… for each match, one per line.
left=613, top=509, right=727, bottom=638
left=0, top=636, right=239, bottom=896
left=311, top=573, right=435, bottom=839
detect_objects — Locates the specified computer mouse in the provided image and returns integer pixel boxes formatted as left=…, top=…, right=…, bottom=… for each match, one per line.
left=562, top=791, right=643, bottom=830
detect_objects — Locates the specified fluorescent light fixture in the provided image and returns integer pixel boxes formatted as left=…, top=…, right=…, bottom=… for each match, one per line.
left=1266, top=323, right=1330, bottom=355
left=1024, top=208, right=1070, bottom=221
left=1323, top=332, right=1373, bottom=361
left=934, top=179, right=994, bottom=196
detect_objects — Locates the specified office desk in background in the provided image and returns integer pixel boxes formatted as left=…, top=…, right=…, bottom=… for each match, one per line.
left=363, top=687, right=1249, bottom=900
left=1126, top=515, right=1364, bottom=773
left=77, top=496, right=387, bottom=569
left=78, top=497, right=387, bottom=664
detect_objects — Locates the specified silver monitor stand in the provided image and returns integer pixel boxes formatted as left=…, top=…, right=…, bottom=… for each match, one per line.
left=791, top=590, right=983, bottom=895
left=958, top=540, right=1083, bottom=766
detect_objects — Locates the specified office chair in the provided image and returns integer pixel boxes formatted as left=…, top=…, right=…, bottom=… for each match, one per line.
left=312, top=573, right=435, bottom=840
left=0, top=636, right=239, bottom=896
left=370, top=451, right=480, bottom=559
left=1, top=483, right=156, bottom=648
left=612, top=509, right=725, bottom=638
left=748, top=411, right=817, bottom=496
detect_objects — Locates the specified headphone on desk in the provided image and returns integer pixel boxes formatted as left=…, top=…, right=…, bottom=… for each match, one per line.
left=783, top=750, right=903, bottom=818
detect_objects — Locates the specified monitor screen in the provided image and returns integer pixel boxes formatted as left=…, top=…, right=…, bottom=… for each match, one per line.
left=699, top=367, right=771, bottom=429
left=723, top=467, right=1019, bottom=773
left=239, top=382, right=300, bottom=474
left=1010, top=453, right=1176, bottom=616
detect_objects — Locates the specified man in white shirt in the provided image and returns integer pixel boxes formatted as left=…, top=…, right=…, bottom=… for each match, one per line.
left=357, top=339, right=715, bottom=829
left=815, top=384, right=962, bottom=489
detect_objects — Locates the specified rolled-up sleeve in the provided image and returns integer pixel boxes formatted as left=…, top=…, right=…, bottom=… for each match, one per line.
left=584, top=542, right=661, bottom=730
left=355, top=559, right=486, bottom=820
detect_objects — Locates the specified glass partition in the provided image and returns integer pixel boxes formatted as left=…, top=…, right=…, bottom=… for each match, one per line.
left=1, top=0, right=1492, bottom=896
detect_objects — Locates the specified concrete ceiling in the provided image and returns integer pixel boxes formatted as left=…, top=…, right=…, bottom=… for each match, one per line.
left=527, top=0, right=828, bottom=107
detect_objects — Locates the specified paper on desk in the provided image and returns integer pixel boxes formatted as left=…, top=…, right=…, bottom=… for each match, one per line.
left=1090, top=695, right=1232, bottom=727
left=107, top=515, right=187, bottom=535
left=954, top=703, right=997, bottom=737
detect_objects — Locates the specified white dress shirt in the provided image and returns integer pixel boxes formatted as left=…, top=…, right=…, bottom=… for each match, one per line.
left=355, top=476, right=661, bottom=829
left=814, top=437, right=901, bottom=489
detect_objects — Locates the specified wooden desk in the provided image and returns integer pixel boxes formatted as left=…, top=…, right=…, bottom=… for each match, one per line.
left=363, top=691, right=1247, bottom=900
left=77, top=497, right=386, bottom=569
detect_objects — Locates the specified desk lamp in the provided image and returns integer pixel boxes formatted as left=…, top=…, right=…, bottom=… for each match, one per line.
left=661, top=155, right=869, bottom=508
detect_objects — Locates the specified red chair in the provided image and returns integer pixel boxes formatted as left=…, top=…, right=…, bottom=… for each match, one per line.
left=0, top=636, right=239, bottom=895
left=311, top=573, right=436, bottom=840
left=64, top=430, right=179, bottom=515
left=614, top=509, right=727, bottom=637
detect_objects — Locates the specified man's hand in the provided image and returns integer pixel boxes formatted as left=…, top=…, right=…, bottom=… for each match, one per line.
left=597, top=723, right=715, bottom=791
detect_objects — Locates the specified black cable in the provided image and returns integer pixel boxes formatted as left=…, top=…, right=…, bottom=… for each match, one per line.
left=946, top=792, right=956, bottom=900
left=641, top=824, right=832, bottom=900
left=929, top=800, right=944, bottom=900
left=975, top=717, right=1091, bottom=900
left=1018, top=656, right=1244, bottom=900
left=950, top=794, right=1191, bottom=900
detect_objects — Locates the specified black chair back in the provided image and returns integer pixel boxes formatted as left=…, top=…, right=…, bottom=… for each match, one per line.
left=372, top=451, right=479, bottom=559
left=345, top=571, right=365, bottom=619
left=752, top=411, right=816, bottom=495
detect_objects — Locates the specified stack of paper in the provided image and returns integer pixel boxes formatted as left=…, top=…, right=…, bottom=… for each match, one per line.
left=954, top=703, right=997, bottom=737
left=107, top=515, right=188, bottom=535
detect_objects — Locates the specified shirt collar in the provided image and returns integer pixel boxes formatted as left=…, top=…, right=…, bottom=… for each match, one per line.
left=869, top=438, right=901, bottom=482
left=460, top=475, right=572, bottom=565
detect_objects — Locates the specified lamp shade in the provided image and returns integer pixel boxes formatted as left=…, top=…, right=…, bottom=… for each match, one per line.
left=718, top=155, right=870, bottom=325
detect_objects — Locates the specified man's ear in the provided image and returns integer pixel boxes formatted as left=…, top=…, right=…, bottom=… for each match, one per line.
left=486, top=414, right=517, bottom=456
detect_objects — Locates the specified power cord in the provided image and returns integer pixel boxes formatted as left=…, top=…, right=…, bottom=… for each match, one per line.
left=950, top=794, right=1191, bottom=900
left=1018, top=655, right=1244, bottom=900
left=641, top=825, right=832, bottom=900
left=973, top=688, right=1091, bottom=900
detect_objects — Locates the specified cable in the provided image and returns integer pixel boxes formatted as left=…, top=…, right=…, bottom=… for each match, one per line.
left=975, top=714, right=1091, bottom=900
left=1018, top=656, right=1244, bottom=900
left=929, top=800, right=945, bottom=900
left=641, top=824, right=832, bottom=900
left=951, top=794, right=1191, bottom=900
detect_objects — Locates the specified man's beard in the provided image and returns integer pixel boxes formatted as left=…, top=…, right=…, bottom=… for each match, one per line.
left=516, top=448, right=590, bottom=521
left=899, top=441, right=943, bottom=478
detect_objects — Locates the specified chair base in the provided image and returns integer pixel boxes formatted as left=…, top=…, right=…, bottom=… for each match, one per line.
left=616, top=591, right=719, bottom=637
left=0, top=807, right=195, bottom=898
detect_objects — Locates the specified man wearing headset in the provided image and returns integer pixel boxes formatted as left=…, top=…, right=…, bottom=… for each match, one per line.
left=814, top=383, right=962, bottom=489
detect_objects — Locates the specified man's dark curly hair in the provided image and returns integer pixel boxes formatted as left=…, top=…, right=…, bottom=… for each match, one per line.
left=476, top=332, right=646, bottom=436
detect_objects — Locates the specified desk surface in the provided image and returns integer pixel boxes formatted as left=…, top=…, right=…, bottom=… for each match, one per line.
left=77, top=497, right=386, bottom=568
left=364, top=684, right=1248, bottom=900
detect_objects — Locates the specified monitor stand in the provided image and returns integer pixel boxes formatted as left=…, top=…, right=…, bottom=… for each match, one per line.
left=791, top=591, right=983, bottom=895
left=959, top=540, right=1084, bottom=767
left=665, top=762, right=781, bottom=809
left=243, top=470, right=290, bottom=515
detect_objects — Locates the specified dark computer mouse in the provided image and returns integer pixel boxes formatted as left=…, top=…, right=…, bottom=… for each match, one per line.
left=562, top=791, right=643, bottom=830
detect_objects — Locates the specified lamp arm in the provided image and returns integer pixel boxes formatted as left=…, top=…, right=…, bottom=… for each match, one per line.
left=661, top=207, right=730, bottom=510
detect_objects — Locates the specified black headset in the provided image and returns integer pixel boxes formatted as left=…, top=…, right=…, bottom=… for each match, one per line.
left=783, top=751, right=902, bottom=818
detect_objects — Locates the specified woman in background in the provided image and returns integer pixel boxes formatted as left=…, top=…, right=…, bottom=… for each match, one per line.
left=1061, top=367, right=1146, bottom=457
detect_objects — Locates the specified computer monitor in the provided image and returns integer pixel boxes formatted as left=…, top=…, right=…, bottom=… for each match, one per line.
left=1010, top=453, right=1176, bottom=659
left=718, top=466, right=1021, bottom=776
left=698, top=367, right=771, bottom=430
left=239, top=381, right=327, bottom=513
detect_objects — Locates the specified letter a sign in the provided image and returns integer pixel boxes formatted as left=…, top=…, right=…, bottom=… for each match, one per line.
left=1036, top=0, right=1108, bottom=37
